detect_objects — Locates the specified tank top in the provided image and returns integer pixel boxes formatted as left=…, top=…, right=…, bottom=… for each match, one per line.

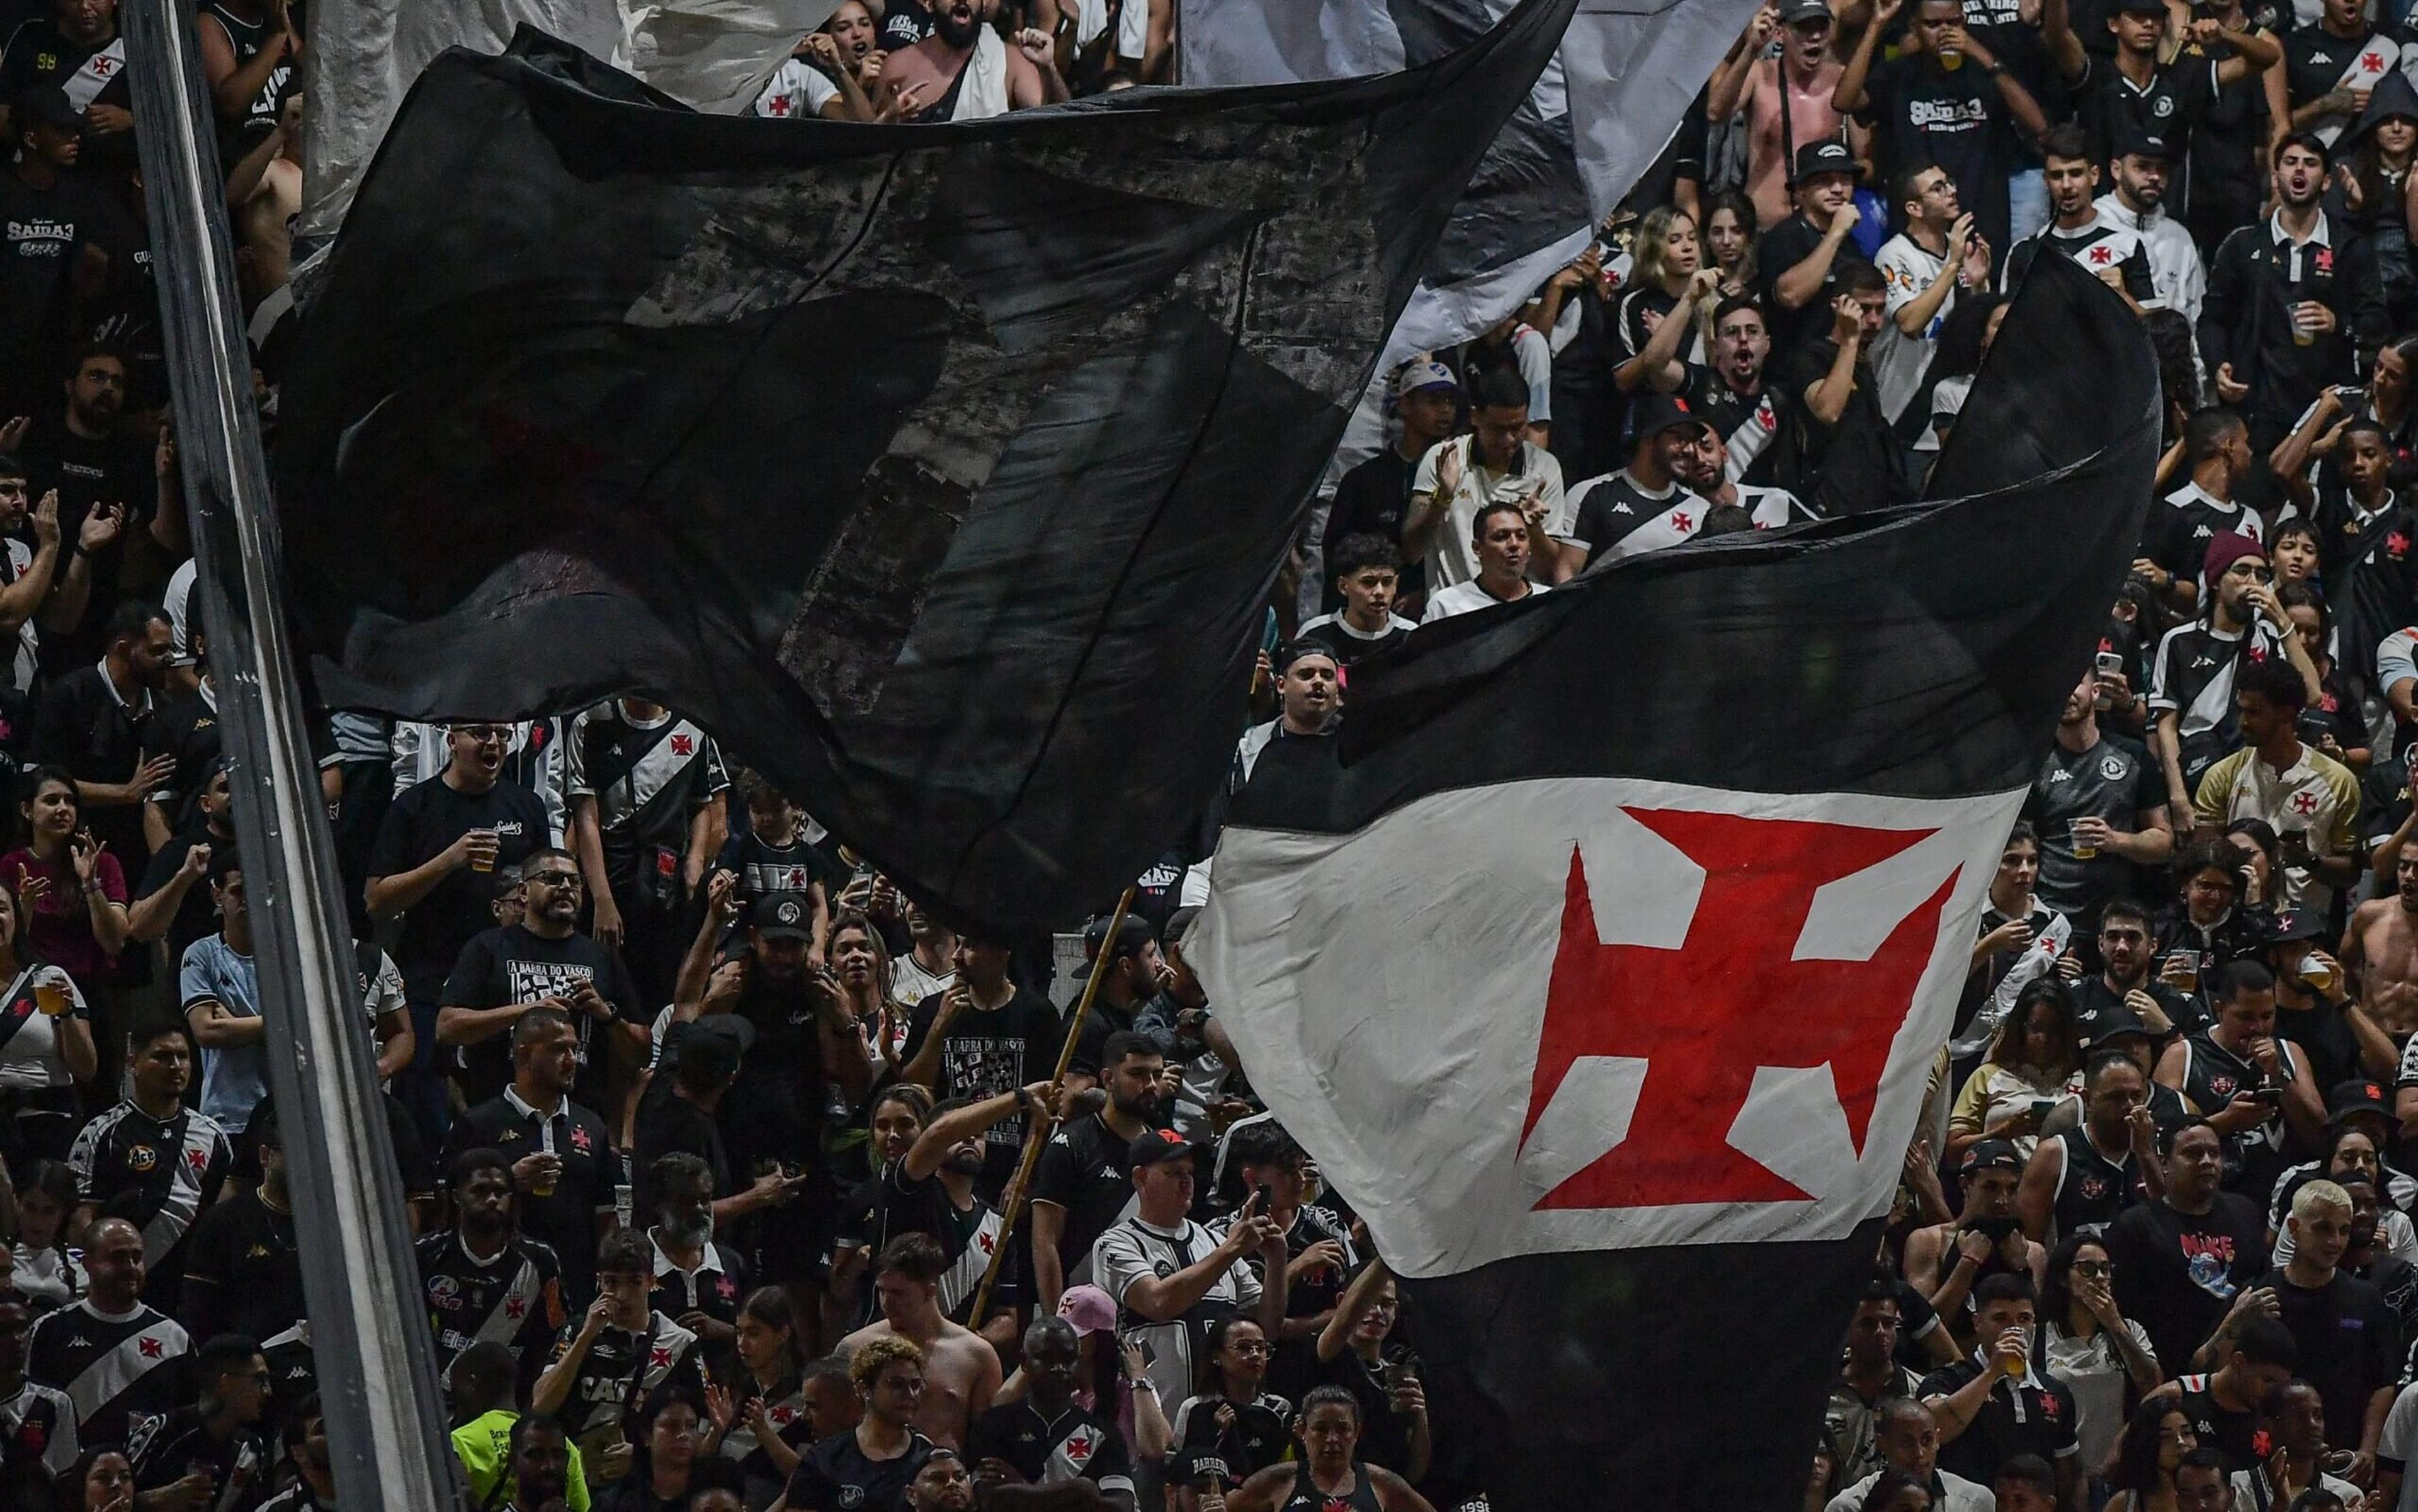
left=2177, top=1034, right=2298, bottom=1197
left=203, top=3, right=295, bottom=139
left=2052, top=1127, right=2138, bottom=1239
left=1282, top=1469, right=1383, bottom=1512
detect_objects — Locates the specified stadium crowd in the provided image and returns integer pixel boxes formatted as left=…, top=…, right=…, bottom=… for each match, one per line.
left=7, top=0, right=2418, bottom=1507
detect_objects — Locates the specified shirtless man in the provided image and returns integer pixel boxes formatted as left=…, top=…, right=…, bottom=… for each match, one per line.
left=1900, top=1140, right=2046, bottom=1346
left=877, top=0, right=1065, bottom=122
left=2347, top=850, right=2418, bottom=1043
left=836, top=1233, right=1000, bottom=1450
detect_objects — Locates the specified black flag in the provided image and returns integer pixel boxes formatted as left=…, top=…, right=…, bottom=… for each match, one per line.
left=272, top=9, right=1574, bottom=934
left=1190, top=256, right=2159, bottom=1512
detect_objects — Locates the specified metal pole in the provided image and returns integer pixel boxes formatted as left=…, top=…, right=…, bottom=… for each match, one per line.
left=120, top=6, right=463, bottom=1508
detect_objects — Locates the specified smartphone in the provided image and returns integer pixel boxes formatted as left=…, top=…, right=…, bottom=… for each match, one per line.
left=2253, top=1086, right=2285, bottom=1107
left=1254, top=1182, right=1274, bottom=1213
left=2028, top=1098, right=2057, bottom=1123
left=2094, top=651, right=2124, bottom=677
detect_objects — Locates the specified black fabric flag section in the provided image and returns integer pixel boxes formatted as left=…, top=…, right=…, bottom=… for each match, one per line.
left=1191, top=257, right=2159, bottom=1512
left=271, top=8, right=1574, bottom=935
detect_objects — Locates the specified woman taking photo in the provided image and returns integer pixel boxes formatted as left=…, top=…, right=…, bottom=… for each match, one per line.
left=1947, top=980, right=2083, bottom=1163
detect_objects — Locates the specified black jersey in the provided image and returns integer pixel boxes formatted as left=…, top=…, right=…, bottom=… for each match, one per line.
left=258, top=1322, right=313, bottom=1442
left=714, top=1372, right=812, bottom=1505
left=2174, top=1372, right=2262, bottom=1472
left=199, top=3, right=295, bottom=140
left=26, top=1300, right=188, bottom=1447
left=416, top=1231, right=566, bottom=1384
left=543, top=1312, right=704, bottom=1454
left=176, top=1189, right=302, bottom=1345
left=784, top=1427, right=934, bottom=1512
left=1278, top=1468, right=1383, bottom=1512
left=1168, top=1391, right=1291, bottom=1487
left=1031, top=1115, right=1144, bottom=1286
left=2176, top=1033, right=2303, bottom=1197
left=125, top=1405, right=270, bottom=1511
left=2051, top=1128, right=2142, bottom=1240
left=566, top=705, right=729, bottom=902
left=65, top=1103, right=232, bottom=1316
left=867, top=1162, right=1008, bottom=1323
left=965, top=1400, right=1136, bottom=1499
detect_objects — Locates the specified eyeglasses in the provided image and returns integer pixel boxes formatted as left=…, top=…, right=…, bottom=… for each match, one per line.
left=1227, top=1341, right=1272, bottom=1357
left=527, top=871, right=582, bottom=889
left=2070, top=1259, right=2111, bottom=1276
left=2225, top=562, right=2274, bottom=581
left=453, top=724, right=508, bottom=742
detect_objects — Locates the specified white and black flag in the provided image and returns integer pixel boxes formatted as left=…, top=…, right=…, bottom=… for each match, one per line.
left=1192, top=258, right=2160, bottom=1512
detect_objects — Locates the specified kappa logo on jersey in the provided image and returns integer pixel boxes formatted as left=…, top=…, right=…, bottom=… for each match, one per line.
left=1519, top=807, right=1961, bottom=1210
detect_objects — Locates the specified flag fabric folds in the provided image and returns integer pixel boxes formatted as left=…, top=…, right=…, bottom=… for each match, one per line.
left=1181, top=0, right=1767, bottom=360
left=273, top=7, right=1575, bottom=936
left=1190, top=256, right=2160, bottom=1512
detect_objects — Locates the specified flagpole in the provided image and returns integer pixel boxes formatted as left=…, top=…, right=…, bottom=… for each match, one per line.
left=968, top=886, right=1136, bottom=1326
left=120, top=6, right=464, bottom=1509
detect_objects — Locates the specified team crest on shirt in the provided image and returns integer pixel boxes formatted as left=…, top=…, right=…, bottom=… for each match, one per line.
left=2392, top=531, right=2410, bottom=560
left=127, top=1144, right=156, bottom=1173
left=569, top=1126, right=593, bottom=1152
left=2153, top=96, right=2174, bottom=117
left=1064, top=1431, right=1096, bottom=1465
left=186, top=1147, right=210, bottom=1177
left=2079, top=1176, right=2109, bottom=1201
left=716, top=1275, right=736, bottom=1300
left=2101, top=756, right=2127, bottom=780
left=838, top=1487, right=865, bottom=1508
left=430, top=1276, right=460, bottom=1309
left=2039, top=1392, right=2061, bottom=1420
left=2209, top=1073, right=2238, bottom=1098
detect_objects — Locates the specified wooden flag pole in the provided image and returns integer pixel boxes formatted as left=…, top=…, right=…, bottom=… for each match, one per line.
left=968, top=885, right=1137, bottom=1326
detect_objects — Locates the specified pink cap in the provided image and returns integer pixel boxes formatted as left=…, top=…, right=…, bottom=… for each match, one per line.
left=1057, top=1285, right=1117, bottom=1336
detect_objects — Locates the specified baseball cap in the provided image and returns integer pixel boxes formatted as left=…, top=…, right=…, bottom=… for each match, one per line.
left=1057, top=1285, right=1117, bottom=1337
left=1631, top=392, right=1710, bottom=440
left=2114, top=0, right=2167, bottom=15
left=1794, top=140, right=1856, bottom=182
left=1128, top=1126, right=1193, bottom=1172
left=13, top=88, right=77, bottom=134
left=2328, top=1077, right=2391, bottom=1125
left=749, top=891, right=815, bottom=941
left=1084, top=912, right=1154, bottom=963
left=2262, top=909, right=2329, bottom=943
left=685, top=1013, right=756, bottom=1057
left=1396, top=360, right=1458, bottom=401
left=2114, top=125, right=2179, bottom=162
left=1960, top=1138, right=2024, bottom=1176
left=1779, top=0, right=1833, bottom=23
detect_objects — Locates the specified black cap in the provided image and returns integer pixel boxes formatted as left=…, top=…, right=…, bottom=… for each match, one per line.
left=2114, top=126, right=2177, bottom=161
left=14, top=88, right=77, bottom=134
left=1960, top=1138, right=2024, bottom=1176
left=2328, top=1077, right=2391, bottom=1125
left=2114, top=0, right=2166, bottom=15
left=2263, top=908, right=2329, bottom=943
left=1127, top=1127, right=1193, bottom=1171
left=749, top=891, right=815, bottom=941
left=1084, top=911, right=1153, bottom=962
left=1631, top=392, right=1711, bottom=440
left=1794, top=139, right=1856, bottom=181
left=1779, top=0, right=1833, bottom=22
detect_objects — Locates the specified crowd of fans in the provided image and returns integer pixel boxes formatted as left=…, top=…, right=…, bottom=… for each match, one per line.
left=9, top=0, right=2418, bottom=1507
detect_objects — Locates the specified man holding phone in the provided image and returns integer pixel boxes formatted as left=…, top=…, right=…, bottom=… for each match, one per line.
left=2157, top=960, right=2327, bottom=1200
left=2026, top=662, right=2173, bottom=924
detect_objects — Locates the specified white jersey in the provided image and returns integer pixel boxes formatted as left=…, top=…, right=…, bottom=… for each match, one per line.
left=2092, top=192, right=2206, bottom=321
left=1874, top=232, right=1957, bottom=425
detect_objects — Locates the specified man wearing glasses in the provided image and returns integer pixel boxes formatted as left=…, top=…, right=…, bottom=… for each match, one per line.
left=367, top=722, right=553, bottom=1143
left=438, top=847, right=645, bottom=1109
left=2148, top=533, right=2321, bottom=829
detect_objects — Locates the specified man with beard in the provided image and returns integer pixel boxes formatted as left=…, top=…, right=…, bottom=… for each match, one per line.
left=2092, top=129, right=2206, bottom=321
left=130, top=757, right=232, bottom=957
left=2148, top=534, right=2305, bottom=813
left=67, top=1019, right=230, bottom=1314
left=646, top=1154, right=744, bottom=1360
left=1754, top=141, right=1875, bottom=360
left=877, top=0, right=1064, bottom=122
left=965, top=1316, right=1137, bottom=1508
left=836, top=1236, right=999, bottom=1451
left=1031, top=1032, right=1164, bottom=1312
left=2159, top=962, right=2326, bottom=1202
left=31, top=597, right=162, bottom=866
left=1773, top=264, right=1910, bottom=515
left=885, top=1086, right=1047, bottom=1326
left=494, top=1414, right=576, bottom=1512
left=445, top=1009, right=618, bottom=1309
left=369, top=722, right=552, bottom=1142
left=1668, top=416, right=1815, bottom=528
left=2203, top=135, right=2362, bottom=503
left=19, top=346, right=164, bottom=676
left=2106, top=1120, right=2273, bottom=1375
left=696, top=891, right=871, bottom=1302
left=1559, top=395, right=1715, bottom=570
left=417, top=1148, right=567, bottom=1388
left=2002, top=125, right=2157, bottom=306
left=439, top=846, right=646, bottom=1110
left=0, top=0, right=133, bottom=167
left=2027, top=665, right=2174, bottom=926
left=0, top=102, right=108, bottom=427
left=256, top=1397, right=337, bottom=1512
left=2018, top=1051, right=2159, bottom=1244
left=899, top=940, right=1059, bottom=1197
left=1405, top=365, right=1565, bottom=596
